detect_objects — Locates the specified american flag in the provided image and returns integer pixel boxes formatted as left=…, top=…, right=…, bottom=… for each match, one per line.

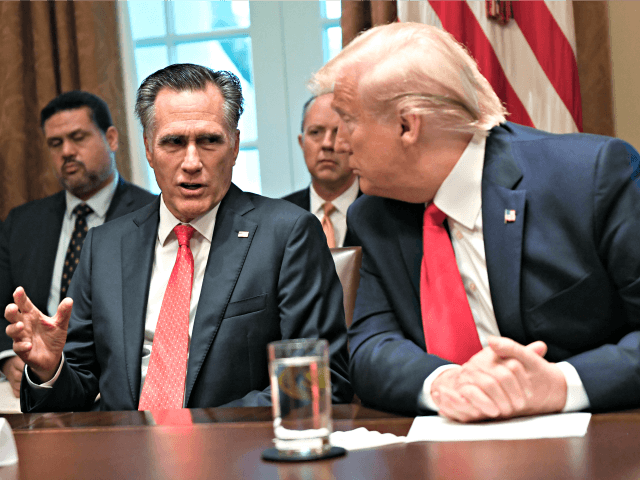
left=504, top=209, right=516, bottom=223
left=397, top=0, right=582, bottom=134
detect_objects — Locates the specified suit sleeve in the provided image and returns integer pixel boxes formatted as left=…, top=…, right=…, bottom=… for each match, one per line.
left=347, top=203, right=449, bottom=416
left=20, top=229, right=100, bottom=412
left=222, top=212, right=353, bottom=407
left=564, top=139, right=640, bottom=412
left=0, top=213, right=14, bottom=353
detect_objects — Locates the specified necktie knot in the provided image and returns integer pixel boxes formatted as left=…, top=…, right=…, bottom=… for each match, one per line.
left=424, top=202, right=447, bottom=227
left=323, top=202, right=336, bottom=217
left=174, top=224, right=195, bottom=247
left=73, top=204, right=94, bottom=219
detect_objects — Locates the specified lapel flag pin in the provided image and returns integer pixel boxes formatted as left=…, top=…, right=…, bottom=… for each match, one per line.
left=504, top=209, right=516, bottom=224
left=238, top=231, right=249, bottom=238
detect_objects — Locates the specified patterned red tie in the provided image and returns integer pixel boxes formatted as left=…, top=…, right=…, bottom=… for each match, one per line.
left=321, top=202, right=337, bottom=248
left=139, top=224, right=195, bottom=410
left=420, top=203, right=482, bottom=364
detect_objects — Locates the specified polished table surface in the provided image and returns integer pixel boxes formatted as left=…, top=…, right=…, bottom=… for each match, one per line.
left=2, top=405, right=640, bottom=480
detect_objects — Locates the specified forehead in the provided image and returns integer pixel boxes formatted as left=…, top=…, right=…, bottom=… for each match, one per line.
left=44, top=107, right=96, bottom=137
left=305, top=94, right=339, bottom=125
left=153, top=85, right=227, bottom=136
left=331, top=72, right=362, bottom=116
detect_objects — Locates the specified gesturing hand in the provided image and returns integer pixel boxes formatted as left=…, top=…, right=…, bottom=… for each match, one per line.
left=431, top=336, right=567, bottom=423
left=4, top=287, right=72, bottom=383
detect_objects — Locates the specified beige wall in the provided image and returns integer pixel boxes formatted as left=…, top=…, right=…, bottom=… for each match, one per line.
left=608, top=1, right=640, bottom=150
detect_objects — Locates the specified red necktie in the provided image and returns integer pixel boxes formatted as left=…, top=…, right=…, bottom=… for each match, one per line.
left=322, top=202, right=337, bottom=248
left=139, top=224, right=195, bottom=410
left=420, top=203, right=482, bottom=364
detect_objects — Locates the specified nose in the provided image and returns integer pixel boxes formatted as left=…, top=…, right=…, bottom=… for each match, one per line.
left=61, top=140, right=77, bottom=158
left=182, top=143, right=203, bottom=172
left=334, top=121, right=352, bottom=155
left=322, top=129, right=335, bottom=150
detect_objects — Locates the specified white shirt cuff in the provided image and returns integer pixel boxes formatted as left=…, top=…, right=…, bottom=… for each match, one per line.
left=556, top=361, right=590, bottom=412
left=24, top=353, right=65, bottom=389
left=418, top=364, right=461, bottom=412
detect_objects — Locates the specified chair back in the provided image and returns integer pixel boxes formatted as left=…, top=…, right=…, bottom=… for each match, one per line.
left=330, top=247, right=362, bottom=328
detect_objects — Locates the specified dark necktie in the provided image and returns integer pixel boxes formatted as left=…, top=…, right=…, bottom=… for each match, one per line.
left=420, top=203, right=482, bottom=364
left=60, top=204, right=94, bottom=302
left=139, top=224, right=196, bottom=411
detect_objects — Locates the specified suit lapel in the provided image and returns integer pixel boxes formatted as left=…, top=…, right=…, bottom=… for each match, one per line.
left=33, top=193, right=66, bottom=308
left=395, top=201, right=424, bottom=298
left=105, top=177, right=133, bottom=221
left=121, top=200, right=159, bottom=405
left=482, top=125, right=528, bottom=344
left=184, top=185, right=256, bottom=404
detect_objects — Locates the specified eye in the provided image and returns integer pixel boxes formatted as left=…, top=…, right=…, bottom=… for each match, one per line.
left=71, top=132, right=86, bottom=142
left=47, top=139, right=62, bottom=148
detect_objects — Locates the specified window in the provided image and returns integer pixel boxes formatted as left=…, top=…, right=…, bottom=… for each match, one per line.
left=117, top=1, right=342, bottom=198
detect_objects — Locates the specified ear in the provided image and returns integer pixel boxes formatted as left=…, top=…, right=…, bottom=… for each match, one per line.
left=298, top=133, right=303, bottom=149
left=399, top=113, right=421, bottom=147
left=105, top=126, right=119, bottom=152
left=232, top=130, right=240, bottom=166
left=144, top=135, right=154, bottom=168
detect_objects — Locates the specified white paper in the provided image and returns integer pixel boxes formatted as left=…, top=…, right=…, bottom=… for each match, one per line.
left=0, top=381, right=21, bottom=414
left=330, top=427, right=406, bottom=451
left=0, top=418, right=18, bottom=466
left=407, top=412, right=591, bottom=442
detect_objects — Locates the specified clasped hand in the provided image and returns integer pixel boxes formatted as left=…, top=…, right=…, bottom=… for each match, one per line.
left=4, top=287, right=72, bottom=383
left=431, top=336, right=567, bottom=423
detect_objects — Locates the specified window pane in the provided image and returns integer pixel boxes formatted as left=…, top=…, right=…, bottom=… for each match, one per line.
left=321, top=1, right=342, bottom=20
left=233, top=149, right=261, bottom=194
left=134, top=46, right=170, bottom=85
left=173, top=1, right=250, bottom=35
left=176, top=39, right=257, bottom=142
left=323, top=26, right=342, bottom=63
left=128, top=2, right=167, bottom=40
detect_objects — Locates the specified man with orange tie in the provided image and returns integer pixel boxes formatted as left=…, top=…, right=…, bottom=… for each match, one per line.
left=283, top=93, right=360, bottom=247
left=311, top=23, right=640, bottom=421
left=6, top=64, right=352, bottom=412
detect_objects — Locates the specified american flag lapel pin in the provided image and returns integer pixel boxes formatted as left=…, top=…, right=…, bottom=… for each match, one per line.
left=238, top=231, right=249, bottom=238
left=504, top=209, right=516, bottom=224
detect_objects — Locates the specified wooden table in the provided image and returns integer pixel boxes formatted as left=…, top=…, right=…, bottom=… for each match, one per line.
left=2, top=406, right=640, bottom=480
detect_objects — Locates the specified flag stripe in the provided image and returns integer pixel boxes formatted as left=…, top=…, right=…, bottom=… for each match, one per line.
left=545, top=1, right=577, bottom=56
left=428, top=0, right=535, bottom=128
left=512, top=2, right=582, bottom=130
left=465, top=3, right=578, bottom=134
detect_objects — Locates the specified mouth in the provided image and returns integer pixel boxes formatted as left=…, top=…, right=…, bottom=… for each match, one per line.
left=179, top=183, right=205, bottom=194
left=62, top=162, right=82, bottom=175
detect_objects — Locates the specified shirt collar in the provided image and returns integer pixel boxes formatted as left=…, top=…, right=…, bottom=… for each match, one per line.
left=64, top=171, right=119, bottom=220
left=310, top=177, right=359, bottom=215
left=157, top=194, right=219, bottom=245
left=433, top=134, right=485, bottom=230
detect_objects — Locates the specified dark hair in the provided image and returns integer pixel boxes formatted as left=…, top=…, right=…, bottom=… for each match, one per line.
left=135, top=63, right=244, bottom=143
left=300, top=96, right=317, bottom=133
left=40, top=90, right=113, bottom=133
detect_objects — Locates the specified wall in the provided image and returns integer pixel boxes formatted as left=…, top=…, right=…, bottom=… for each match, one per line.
left=609, top=1, right=640, bottom=151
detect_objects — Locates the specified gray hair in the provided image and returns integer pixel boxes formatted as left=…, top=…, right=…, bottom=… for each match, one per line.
left=135, top=63, right=244, bottom=146
left=311, top=23, right=507, bottom=137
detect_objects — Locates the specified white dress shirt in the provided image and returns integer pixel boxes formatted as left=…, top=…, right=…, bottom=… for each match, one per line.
left=47, top=173, right=119, bottom=316
left=310, top=178, right=359, bottom=247
left=418, top=134, right=589, bottom=413
left=27, top=195, right=220, bottom=400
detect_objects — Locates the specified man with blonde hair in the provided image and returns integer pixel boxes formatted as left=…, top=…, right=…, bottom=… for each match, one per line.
left=312, top=22, right=640, bottom=421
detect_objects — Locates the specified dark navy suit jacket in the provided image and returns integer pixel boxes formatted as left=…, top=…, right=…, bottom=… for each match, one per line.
left=347, top=123, right=640, bottom=415
left=0, top=178, right=156, bottom=352
left=20, top=184, right=352, bottom=412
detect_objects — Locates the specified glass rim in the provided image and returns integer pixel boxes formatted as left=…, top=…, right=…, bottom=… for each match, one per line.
left=268, top=338, right=328, bottom=349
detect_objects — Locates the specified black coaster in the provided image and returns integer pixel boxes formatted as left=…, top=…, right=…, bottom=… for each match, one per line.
left=262, top=446, right=347, bottom=462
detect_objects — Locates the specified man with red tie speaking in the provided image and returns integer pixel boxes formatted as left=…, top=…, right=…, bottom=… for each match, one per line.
left=5, top=64, right=352, bottom=412
left=311, top=22, right=640, bottom=421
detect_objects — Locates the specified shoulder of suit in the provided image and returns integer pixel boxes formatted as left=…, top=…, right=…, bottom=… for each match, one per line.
left=5, top=190, right=65, bottom=221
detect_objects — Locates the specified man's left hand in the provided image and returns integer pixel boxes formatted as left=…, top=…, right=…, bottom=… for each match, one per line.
left=432, top=336, right=567, bottom=422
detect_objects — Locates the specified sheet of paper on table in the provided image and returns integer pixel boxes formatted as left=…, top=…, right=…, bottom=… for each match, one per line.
left=406, top=412, right=592, bottom=442
left=0, top=381, right=21, bottom=414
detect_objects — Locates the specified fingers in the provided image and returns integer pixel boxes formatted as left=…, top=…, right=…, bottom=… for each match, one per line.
left=55, top=298, right=74, bottom=328
left=13, top=287, right=36, bottom=315
left=488, top=336, right=547, bottom=368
